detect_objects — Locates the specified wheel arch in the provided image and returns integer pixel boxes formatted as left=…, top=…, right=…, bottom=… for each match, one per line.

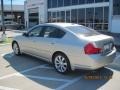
left=12, top=40, right=18, bottom=49
left=52, top=51, right=72, bottom=66
left=52, top=51, right=73, bottom=73
left=12, top=40, right=21, bottom=50
left=52, top=51, right=66, bottom=60
left=12, top=40, right=21, bottom=55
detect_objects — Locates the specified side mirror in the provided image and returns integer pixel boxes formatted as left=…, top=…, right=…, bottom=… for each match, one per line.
left=23, top=32, right=29, bottom=37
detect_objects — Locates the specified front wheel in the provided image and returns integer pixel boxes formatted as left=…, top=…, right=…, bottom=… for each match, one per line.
left=12, top=42, right=21, bottom=55
left=53, top=53, right=71, bottom=74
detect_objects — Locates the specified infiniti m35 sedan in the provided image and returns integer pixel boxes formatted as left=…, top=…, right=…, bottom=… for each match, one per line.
left=12, top=23, right=116, bottom=74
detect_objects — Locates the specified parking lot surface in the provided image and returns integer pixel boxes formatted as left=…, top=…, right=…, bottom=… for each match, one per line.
left=0, top=45, right=120, bottom=90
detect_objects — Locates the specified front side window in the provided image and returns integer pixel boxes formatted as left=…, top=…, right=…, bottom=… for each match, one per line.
left=44, top=26, right=65, bottom=38
left=28, top=26, right=43, bottom=37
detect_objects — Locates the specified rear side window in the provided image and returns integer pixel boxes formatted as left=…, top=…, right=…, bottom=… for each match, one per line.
left=66, top=25, right=100, bottom=36
left=44, top=26, right=66, bottom=38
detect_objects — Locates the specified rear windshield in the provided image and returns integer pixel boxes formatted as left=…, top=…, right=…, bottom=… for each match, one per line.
left=65, top=25, right=100, bottom=36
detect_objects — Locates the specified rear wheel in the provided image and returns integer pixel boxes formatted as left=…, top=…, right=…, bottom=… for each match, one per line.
left=53, top=53, right=71, bottom=74
left=12, top=42, right=21, bottom=55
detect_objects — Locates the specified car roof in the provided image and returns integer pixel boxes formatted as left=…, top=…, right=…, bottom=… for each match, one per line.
left=42, top=23, right=82, bottom=28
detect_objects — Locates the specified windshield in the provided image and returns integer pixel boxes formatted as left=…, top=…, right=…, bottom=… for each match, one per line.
left=65, top=25, right=100, bottom=36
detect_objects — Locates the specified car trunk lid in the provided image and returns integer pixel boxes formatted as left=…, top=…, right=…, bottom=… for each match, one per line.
left=78, top=34, right=114, bottom=55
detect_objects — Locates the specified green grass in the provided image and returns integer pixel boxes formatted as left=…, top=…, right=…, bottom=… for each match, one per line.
left=0, top=37, right=12, bottom=45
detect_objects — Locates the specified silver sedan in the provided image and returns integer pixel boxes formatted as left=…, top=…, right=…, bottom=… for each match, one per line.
left=12, top=23, right=116, bottom=74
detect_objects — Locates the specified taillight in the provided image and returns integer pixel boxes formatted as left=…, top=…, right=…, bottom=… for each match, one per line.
left=84, top=43, right=102, bottom=55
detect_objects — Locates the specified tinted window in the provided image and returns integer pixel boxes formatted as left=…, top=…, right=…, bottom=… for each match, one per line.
left=51, top=0, right=57, bottom=8
left=28, top=26, right=43, bottom=37
left=86, top=8, right=94, bottom=23
left=95, top=0, right=104, bottom=3
left=44, top=26, right=65, bottom=38
left=104, top=0, right=109, bottom=2
left=64, top=0, right=71, bottom=6
left=51, top=12, right=57, bottom=22
left=78, top=9, right=85, bottom=24
left=48, top=12, right=51, bottom=22
left=79, top=0, right=85, bottom=4
left=48, top=0, right=52, bottom=8
left=57, top=12, right=61, bottom=22
left=95, top=7, right=103, bottom=23
left=71, top=9, right=78, bottom=23
left=66, top=25, right=99, bottom=35
left=61, top=11, right=65, bottom=22
left=103, top=24, right=108, bottom=30
left=72, top=0, right=78, bottom=5
left=28, top=8, right=39, bottom=28
left=94, top=24, right=103, bottom=30
left=113, top=0, right=120, bottom=15
left=104, top=7, right=109, bottom=23
left=66, top=11, right=71, bottom=22
left=86, top=0, right=94, bottom=3
left=58, top=0, right=64, bottom=7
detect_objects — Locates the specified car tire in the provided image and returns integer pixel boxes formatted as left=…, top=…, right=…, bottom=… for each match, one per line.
left=12, top=42, right=21, bottom=55
left=53, top=53, right=71, bottom=74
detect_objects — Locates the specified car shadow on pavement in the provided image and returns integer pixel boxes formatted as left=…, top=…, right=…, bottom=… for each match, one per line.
left=3, top=52, right=113, bottom=90
left=108, top=64, right=120, bottom=72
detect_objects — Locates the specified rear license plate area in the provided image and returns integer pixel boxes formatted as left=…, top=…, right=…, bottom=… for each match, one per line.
left=103, top=42, right=113, bottom=54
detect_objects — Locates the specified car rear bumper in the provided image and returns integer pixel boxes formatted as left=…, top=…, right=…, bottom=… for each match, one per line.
left=74, top=48, right=116, bottom=70
left=91, top=48, right=116, bottom=69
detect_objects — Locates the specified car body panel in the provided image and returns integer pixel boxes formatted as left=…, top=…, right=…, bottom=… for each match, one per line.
left=12, top=23, right=116, bottom=71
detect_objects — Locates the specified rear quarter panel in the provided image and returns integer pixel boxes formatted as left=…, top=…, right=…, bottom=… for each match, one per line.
left=50, top=32, right=91, bottom=69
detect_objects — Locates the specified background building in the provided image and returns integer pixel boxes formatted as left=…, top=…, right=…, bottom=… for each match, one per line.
left=25, top=0, right=120, bottom=33
left=0, top=5, right=24, bottom=24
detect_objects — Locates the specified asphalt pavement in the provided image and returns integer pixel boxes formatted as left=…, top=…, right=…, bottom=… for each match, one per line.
left=0, top=30, right=25, bottom=38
